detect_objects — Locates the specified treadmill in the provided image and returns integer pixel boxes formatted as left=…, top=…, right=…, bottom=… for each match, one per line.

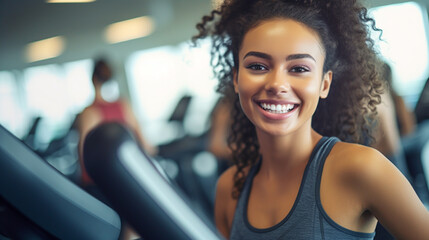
left=0, top=123, right=222, bottom=239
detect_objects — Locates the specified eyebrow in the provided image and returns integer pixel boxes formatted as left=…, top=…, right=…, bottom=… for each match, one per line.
left=286, top=53, right=316, bottom=62
left=243, top=51, right=271, bottom=60
left=243, top=51, right=316, bottom=62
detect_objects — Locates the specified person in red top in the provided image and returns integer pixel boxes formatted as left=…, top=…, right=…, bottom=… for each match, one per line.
left=77, top=58, right=157, bottom=186
left=77, top=58, right=156, bottom=240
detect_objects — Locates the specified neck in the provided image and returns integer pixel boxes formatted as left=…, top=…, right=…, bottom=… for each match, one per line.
left=256, top=125, right=322, bottom=180
left=93, top=85, right=105, bottom=103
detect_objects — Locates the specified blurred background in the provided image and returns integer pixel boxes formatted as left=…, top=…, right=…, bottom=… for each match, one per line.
left=1, top=0, right=429, bottom=222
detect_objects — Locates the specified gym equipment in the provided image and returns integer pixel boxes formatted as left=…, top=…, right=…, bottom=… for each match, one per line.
left=84, top=122, right=222, bottom=240
left=0, top=124, right=121, bottom=240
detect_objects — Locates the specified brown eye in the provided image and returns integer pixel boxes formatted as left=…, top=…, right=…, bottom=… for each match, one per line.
left=290, top=66, right=310, bottom=73
left=246, top=63, right=268, bottom=71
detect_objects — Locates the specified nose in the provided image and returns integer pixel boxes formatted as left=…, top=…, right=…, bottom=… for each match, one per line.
left=265, top=68, right=289, bottom=95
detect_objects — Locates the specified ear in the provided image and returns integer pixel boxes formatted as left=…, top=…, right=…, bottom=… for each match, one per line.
left=320, top=71, right=333, bottom=99
left=233, top=68, right=239, bottom=93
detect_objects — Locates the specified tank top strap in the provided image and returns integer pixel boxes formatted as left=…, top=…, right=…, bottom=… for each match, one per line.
left=309, top=136, right=341, bottom=184
left=230, top=137, right=334, bottom=234
left=314, top=136, right=341, bottom=182
left=289, top=136, right=340, bottom=216
left=242, top=136, right=336, bottom=195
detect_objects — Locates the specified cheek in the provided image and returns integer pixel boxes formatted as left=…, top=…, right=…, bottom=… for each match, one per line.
left=236, top=75, right=262, bottom=118
left=294, top=78, right=321, bottom=96
left=236, top=73, right=262, bottom=99
left=237, top=83, right=254, bottom=98
left=304, top=83, right=321, bottom=96
left=293, top=79, right=323, bottom=112
left=236, top=90, right=256, bottom=126
left=237, top=83, right=254, bottom=112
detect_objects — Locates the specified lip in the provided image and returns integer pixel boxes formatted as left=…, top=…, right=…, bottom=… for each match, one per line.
left=254, top=99, right=300, bottom=120
left=256, top=99, right=299, bottom=105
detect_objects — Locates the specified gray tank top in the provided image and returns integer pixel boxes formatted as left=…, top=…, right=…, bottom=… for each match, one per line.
left=229, top=137, right=375, bottom=240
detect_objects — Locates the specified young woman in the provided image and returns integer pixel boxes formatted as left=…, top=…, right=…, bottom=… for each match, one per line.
left=193, top=0, right=429, bottom=239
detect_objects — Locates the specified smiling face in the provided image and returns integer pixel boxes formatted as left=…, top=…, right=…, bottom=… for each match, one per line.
left=234, top=18, right=332, bottom=137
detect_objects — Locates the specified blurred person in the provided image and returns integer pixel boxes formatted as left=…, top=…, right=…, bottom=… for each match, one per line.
left=77, top=58, right=156, bottom=186
left=382, top=62, right=416, bottom=137
left=207, top=97, right=234, bottom=174
left=77, top=58, right=155, bottom=240
left=373, top=62, right=429, bottom=202
left=372, top=61, right=411, bottom=180
left=370, top=61, right=413, bottom=240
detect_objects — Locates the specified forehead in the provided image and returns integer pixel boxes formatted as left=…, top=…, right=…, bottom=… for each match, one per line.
left=239, top=19, right=325, bottom=61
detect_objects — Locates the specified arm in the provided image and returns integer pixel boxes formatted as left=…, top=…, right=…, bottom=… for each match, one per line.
left=214, top=167, right=237, bottom=239
left=355, top=148, right=429, bottom=239
left=77, top=107, right=102, bottom=184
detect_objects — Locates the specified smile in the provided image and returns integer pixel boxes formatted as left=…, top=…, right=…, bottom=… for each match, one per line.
left=259, top=103, right=297, bottom=114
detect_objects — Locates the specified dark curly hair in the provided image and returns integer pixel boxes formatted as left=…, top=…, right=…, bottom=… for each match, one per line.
left=193, top=0, right=383, bottom=198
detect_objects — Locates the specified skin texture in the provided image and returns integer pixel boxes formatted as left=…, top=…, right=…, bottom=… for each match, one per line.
left=214, top=18, right=429, bottom=239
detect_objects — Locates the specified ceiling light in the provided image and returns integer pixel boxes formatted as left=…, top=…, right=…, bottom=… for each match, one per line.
left=25, top=36, right=66, bottom=63
left=105, top=16, right=155, bottom=44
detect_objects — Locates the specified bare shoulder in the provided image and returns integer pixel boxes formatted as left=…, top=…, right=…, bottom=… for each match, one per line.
left=216, top=165, right=240, bottom=220
left=214, top=166, right=236, bottom=238
left=77, top=105, right=104, bottom=138
left=328, top=141, right=391, bottom=180
left=326, top=141, right=402, bottom=202
left=217, top=165, right=236, bottom=194
left=215, top=165, right=251, bottom=238
left=330, top=142, right=429, bottom=239
left=331, top=141, right=384, bottom=161
left=80, top=104, right=100, bottom=119
left=216, top=164, right=252, bottom=200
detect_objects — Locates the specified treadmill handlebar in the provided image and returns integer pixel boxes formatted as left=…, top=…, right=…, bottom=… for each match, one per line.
left=83, top=122, right=223, bottom=240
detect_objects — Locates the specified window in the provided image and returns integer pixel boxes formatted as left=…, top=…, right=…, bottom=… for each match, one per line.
left=370, top=1, right=429, bottom=108
left=1, top=59, right=94, bottom=149
left=63, top=59, right=94, bottom=113
left=0, top=71, right=24, bottom=137
left=126, top=40, right=219, bottom=145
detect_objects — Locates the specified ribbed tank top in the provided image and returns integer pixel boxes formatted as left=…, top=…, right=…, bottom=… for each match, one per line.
left=230, top=136, right=375, bottom=240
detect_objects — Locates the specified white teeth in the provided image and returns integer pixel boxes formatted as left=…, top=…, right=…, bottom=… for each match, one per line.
left=259, top=103, right=296, bottom=113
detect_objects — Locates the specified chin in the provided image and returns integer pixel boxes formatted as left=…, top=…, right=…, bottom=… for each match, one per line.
left=256, top=124, right=295, bottom=137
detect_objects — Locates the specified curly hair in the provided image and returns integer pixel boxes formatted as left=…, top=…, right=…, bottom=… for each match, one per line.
left=193, top=0, right=383, bottom=199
